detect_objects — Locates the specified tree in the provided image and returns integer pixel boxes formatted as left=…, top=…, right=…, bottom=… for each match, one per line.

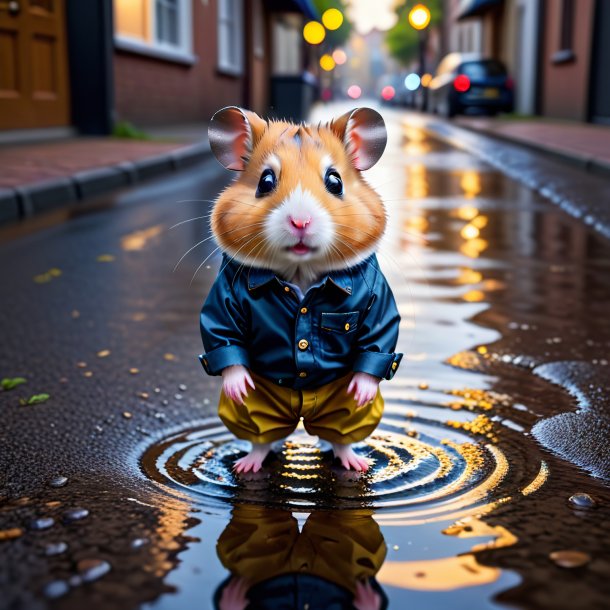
left=385, top=0, right=443, bottom=67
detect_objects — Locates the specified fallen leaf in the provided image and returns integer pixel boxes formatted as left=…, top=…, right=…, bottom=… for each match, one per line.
left=1, top=377, right=27, bottom=391
left=25, top=393, right=51, bottom=405
left=97, top=349, right=111, bottom=358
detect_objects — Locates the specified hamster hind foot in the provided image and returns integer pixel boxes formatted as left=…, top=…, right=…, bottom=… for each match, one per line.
left=332, top=443, right=370, bottom=472
left=233, top=442, right=272, bottom=474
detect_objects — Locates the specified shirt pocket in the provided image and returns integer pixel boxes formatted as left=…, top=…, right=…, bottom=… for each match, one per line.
left=319, top=311, right=359, bottom=359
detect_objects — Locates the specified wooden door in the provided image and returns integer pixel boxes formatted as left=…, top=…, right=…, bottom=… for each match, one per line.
left=0, top=0, right=70, bottom=130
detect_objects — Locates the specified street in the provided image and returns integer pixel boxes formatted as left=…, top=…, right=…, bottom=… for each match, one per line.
left=1, top=105, right=609, bottom=610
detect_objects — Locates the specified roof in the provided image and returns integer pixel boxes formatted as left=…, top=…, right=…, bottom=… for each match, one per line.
left=458, top=0, right=502, bottom=20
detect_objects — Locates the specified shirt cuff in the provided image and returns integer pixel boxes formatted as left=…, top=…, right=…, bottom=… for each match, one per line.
left=199, top=345, right=250, bottom=376
left=353, top=351, right=403, bottom=380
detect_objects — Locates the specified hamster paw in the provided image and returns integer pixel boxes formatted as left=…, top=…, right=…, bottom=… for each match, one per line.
left=332, top=443, right=370, bottom=472
left=233, top=443, right=271, bottom=474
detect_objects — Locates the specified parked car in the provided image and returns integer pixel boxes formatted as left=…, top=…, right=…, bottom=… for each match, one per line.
left=428, top=53, right=514, bottom=118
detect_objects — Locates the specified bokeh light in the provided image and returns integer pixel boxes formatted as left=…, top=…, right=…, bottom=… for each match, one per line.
left=408, top=4, right=431, bottom=30
left=405, top=73, right=421, bottom=91
left=347, top=85, right=362, bottom=99
left=381, top=85, right=395, bottom=101
left=320, top=54, right=336, bottom=71
left=321, top=88, right=333, bottom=101
left=303, top=21, right=325, bottom=45
left=421, top=73, right=433, bottom=87
left=332, top=49, right=347, bottom=65
left=322, top=8, right=344, bottom=30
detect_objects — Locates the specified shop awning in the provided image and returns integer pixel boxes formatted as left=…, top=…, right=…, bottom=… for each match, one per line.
left=265, top=0, right=319, bottom=21
left=458, top=0, right=502, bottom=19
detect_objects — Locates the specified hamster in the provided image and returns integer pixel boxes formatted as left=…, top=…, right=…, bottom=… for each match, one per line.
left=200, top=106, right=402, bottom=474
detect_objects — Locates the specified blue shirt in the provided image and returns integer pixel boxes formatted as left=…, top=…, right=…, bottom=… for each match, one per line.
left=199, top=254, right=402, bottom=390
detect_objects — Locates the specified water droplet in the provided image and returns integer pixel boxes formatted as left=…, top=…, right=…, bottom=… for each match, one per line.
left=179, top=384, right=187, bottom=391
left=43, top=580, right=69, bottom=599
left=174, top=393, right=183, bottom=400
left=29, top=517, right=54, bottom=531
left=77, top=558, right=111, bottom=582
left=549, top=550, right=591, bottom=568
left=49, top=476, right=68, bottom=488
left=203, top=398, right=210, bottom=405
left=154, top=387, right=161, bottom=393
left=392, top=544, right=399, bottom=550
left=62, top=508, right=89, bottom=523
left=161, top=399, right=169, bottom=406
left=0, top=527, right=23, bottom=541
left=154, top=413, right=166, bottom=419
left=130, top=537, right=149, bottom=549
left=45, top=541, right=68, bottom=556
left=568, top=493, right=597, bottom=509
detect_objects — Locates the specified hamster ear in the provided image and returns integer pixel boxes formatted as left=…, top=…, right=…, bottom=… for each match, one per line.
left=208, top=106, right=267, bottom=171
left=328, top=107, right=387, bottom=170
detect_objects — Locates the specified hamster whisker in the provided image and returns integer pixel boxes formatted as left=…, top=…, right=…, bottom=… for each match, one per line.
left=231, top=239, right=268, bottom=290
left=174, top=222, right=265, bottom=272
left=329, top=238, right=374, bottom=291
left=211, top=233, right=264, bottom=286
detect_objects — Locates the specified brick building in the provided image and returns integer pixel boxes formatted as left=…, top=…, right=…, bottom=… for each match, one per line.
left=0, top=0, right=318, bottom=135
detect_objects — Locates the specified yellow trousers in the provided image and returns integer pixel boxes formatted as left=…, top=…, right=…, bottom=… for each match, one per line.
left=218, top=373, right=384, bottom=445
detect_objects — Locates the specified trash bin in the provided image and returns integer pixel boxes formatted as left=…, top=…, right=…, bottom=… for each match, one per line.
left=269, top=72, right=318, bottom=122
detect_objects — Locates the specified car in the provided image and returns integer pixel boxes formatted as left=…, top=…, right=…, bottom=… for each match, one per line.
left=428, top=53, right=514, bottom=118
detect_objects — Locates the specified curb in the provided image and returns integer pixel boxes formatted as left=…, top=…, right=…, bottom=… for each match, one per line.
left=0, top=142, right=210, bottom=224
left=454, top=122, right=610, bottom=179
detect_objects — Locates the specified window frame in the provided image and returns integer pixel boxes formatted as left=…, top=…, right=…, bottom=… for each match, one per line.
left=114, top=0, right=196, bottom=66
left=552, top=0, right=576, bottom=64
left=217, top=0, right=245, bottom=76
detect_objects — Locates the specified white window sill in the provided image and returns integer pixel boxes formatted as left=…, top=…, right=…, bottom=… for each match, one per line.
left=115, top=36, right=198, bottom=66
left=217, top=63, right=244, bottom=77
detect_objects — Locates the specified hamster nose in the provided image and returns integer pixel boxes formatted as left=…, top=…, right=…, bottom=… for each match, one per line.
left=289, top=216, right=311, bottom=230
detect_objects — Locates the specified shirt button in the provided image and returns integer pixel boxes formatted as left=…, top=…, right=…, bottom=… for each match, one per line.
left=284, top=286, right=290, bottom=293
left=392, top=362, right=398, bottom=370
left=298, top=339, right=309, bottom=350
left=344, top=323, right=350, bottom=331
left=300, top=307, right=308, bottom=314
left=299, top=371, right=307, bottom=378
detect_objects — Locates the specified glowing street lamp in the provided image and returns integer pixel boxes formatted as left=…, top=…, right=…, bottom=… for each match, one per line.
left=322, top=8, right=344, bottom=30
left=408, top=4, right=431, bottom=30
left=303, top=21, right=325, bottom=45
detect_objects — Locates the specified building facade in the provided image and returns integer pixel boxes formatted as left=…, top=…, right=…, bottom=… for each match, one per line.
left=0, top=0, right=317, bottom=135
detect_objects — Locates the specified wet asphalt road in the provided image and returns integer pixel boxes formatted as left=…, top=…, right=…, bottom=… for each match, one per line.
left=1, top=104, right=610, bottom=610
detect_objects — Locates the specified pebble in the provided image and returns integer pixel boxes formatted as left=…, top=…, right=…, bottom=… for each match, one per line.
left=568, top=493, right=597, bottom=509
left=154, top=387, right=161, bottom=394
left=123, top=411, right=133, bottom=419
left=77, top=558, right=111, bottom=582
left=43, top=580, right=69, bottom=599
left=161, top=399, right=169, bottom=406
left=45, top=542, right=68, bottom=556
left=178, top=384, right=187, bottom=391
left=49, top=476, right=68, bottom=488
left=549, top=550, right=591, bottom=568
left=174, top=393, right=183, bottom=400
left=138, top=392, right=149, bottom=400
left=29, top=517, right=54, bottom=531
left=62, top=508, right=89, bottom=523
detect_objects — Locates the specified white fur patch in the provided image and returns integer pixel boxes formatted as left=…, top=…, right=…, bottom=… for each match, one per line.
left=264, top=153, right=281, bottom=175
left=320, top=154, right=333, bottom=176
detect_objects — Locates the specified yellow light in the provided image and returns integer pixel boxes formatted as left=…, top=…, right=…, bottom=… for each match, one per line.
left=332, top=48, right=347, bottom=65
left=454, top=205, right=479, bottom=220
left=463, top=290, right=485, bottom=302
left=471, top=215, right=488, bottom=229
left=322, top=8, right=343, bottom=30
left=420, top=73, right=433, bottom=87
left=303, top=21, right=325, bottom=45
left=461, top=224, right=480, bottom=240
left=408, top=4, right=431, bottom=30
left=319, top=54, right=336, bottom=71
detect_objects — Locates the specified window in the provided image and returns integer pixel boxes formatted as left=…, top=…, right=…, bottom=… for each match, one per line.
left=114, top=0, right=194, bottom=64
left=552, top=0, right=575, bottom=63
left=218, top=0, right=244, bottom=75
left=252, top=0, right=265, bottom=59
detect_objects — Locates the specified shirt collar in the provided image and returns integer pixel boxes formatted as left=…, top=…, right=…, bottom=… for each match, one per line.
left=247, top=265, right=353, bottom=296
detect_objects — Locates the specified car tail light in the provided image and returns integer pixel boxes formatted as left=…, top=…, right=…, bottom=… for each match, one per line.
left=453, top=75, right=471, bottom=92
left=506, top=77, right=514, bottom=90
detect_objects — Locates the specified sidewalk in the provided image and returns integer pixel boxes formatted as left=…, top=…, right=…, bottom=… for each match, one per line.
left=455, top=117, right=610, bottom=176
left=0, top=124, right=210, bottom=223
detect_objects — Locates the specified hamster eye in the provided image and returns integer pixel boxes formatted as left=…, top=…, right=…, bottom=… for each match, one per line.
left=256, top=168, right=277, bottom=197
left=324, top=169, right=343, bottom=197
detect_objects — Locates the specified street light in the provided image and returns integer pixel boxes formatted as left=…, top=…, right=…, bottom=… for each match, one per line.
left=303, top=21, right=325, bottom=45
left=407, top=4, right=431, bottom=110
left=322, top=8, right=344, bottom=30
left=408, top=4, right=431, bottom=30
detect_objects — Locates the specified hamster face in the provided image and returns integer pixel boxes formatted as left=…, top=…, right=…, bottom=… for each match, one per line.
left=208, top=108, right=387, bottom=280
